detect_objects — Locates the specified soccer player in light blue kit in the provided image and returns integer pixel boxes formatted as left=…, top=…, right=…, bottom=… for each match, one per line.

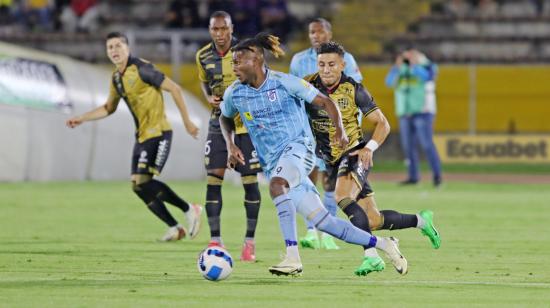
left=290, top=18, right=363, bottom=250
left=219, top=33, right=406, bottom=276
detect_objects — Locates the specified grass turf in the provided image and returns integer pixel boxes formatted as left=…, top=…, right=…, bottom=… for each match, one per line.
left=1, top=180, right=549, bottom=307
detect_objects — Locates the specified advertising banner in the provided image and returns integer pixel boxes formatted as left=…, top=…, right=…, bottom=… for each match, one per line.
left=434, top=135, right=550, bottom=163
left=0, top=56, right=72, bottom=112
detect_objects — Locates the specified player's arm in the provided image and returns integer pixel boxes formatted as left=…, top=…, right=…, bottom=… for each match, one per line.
left=311, top=93, right=349, bottom=149
left=196, top=51, right=222, bottom=108
left=280, top=73, right=348, bottom=148
left=160, top=77, right=199, bottom=139
left=200, top=82, right=222, bottom=108
left=351, top=85, right=390, bottom=169
left=219, top=87, right=244, bottom=167
left=66, top=90, right=120, bottom=128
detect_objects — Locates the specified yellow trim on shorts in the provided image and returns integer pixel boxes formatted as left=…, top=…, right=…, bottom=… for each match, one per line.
left=207, top=175, right=223, bottom=185
left=241, top=175, right=258, bottom=184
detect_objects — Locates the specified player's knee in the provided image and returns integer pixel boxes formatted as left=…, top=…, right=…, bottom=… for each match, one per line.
left=269, top=177, right=289, bottom=199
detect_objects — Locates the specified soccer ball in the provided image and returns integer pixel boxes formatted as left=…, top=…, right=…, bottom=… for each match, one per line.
left=197, top=246, right=233, bottom=281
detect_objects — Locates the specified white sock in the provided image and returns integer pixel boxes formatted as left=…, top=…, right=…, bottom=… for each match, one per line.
left=321, top=232, right=332, bottom=239
left=416, top=214, right=426, bottom=229
left=374, top=236, right=389, bottom=251
left=364, top=248, right=380, bottom=258
left=286, top=245, right=301, bottom=262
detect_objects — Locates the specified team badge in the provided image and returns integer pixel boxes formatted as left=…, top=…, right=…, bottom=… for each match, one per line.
left=244, top=112, right=254, bottom=120
left=338, top=98, right=349, bottom=109
left=267, top=89, right=278, bottom=102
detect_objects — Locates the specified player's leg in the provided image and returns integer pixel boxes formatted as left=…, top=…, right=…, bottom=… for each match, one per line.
left=204, top=132, right=227, bottom=246
left=334, top=170, right=387, bottom=275
left=146, top=131, right=202, bottom=238
left=357, top=196, right=441, bottom=249
left=268, top=142, right=317, bottom=275
left=399, top=116, right=419, bottom=184
left=299, top=164, right=320, bottom=249
left=234, top=133, right=262, bottom=261
left=294, top=182, right=407, bottom=276
left=319, top=167, right=340, bottom=250
left=130, top=132, right=184, bottom=241
left=272, top=142, right=406, bottom=275
left=413, top=113, right=443, bottom=186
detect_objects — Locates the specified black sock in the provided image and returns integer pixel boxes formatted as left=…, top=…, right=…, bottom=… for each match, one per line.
left=133, top=182, right=178, bottom=227
left=206, top=183, right=222, bottom=237
left=380, top=210, right=418, bottom=230
left=339, top=198, right=371, bottom=250
left=149, top=179, right=190, bottom=212
left=243, top=182, right=261, bottom=238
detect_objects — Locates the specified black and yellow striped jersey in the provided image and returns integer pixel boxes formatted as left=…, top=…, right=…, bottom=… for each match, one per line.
left=304, top=72, right=378, bottom=164
left=110, top=56, right=171, bottom=143
left=195, top=38, right=247, bottom=134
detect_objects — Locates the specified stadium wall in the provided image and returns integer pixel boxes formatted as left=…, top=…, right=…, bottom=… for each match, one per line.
left=0, top=43, right=210, bottom=182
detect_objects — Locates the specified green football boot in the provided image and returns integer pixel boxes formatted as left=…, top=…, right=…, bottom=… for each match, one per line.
left=299, top=229, right=320, bottom=249
left=419, top=210, right=441, bottom=249
left=354, top=256, right=385, bottom=276
left=320, top=234, right=340, bottom=250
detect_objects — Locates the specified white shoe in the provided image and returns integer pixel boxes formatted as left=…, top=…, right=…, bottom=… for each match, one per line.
left=186, top=204, right=202, bottom=239
left=268, top=257, right=303, bottom=276
left=159, top=224, right=186, bottom=242
left=382, top=237, right=408, bottom=275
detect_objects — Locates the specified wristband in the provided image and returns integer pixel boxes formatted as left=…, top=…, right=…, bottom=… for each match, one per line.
left=365, top=140, right=379, bottom=152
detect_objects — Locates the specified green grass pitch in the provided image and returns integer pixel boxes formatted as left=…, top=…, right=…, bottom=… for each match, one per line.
left=1, top=180, right=549, bottom=307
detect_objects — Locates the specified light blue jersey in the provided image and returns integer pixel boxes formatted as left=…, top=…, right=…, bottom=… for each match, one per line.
left=289, top=47, right=363, bottom=82
left=221, top=69, right=320, bottom=173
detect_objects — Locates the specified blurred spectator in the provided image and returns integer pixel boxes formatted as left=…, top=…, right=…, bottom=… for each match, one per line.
left=16, top=0, right=53, bottom=31
left=530, top=0, right=544, bottom=16
left=233, top=0, right=260, bottom=38
left=60, top=0, right=99, bottom=33
left=207, top=0, right=233, bottom=19
left=385, top=48, right=443, bottom=187
left=0, top=0, right=14, bottom=25
left=476, top=0, right=498, bottom=18
left=260, top=0, right=290, bottom=42
left=165, top=0, right=200, bottom=29
left=445, top=0, right=471, bottom=17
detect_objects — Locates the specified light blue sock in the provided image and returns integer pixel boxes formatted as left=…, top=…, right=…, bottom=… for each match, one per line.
left=323, top=191, right=338, bottom=216
left=311, top=209, right=377, bottom=248
left=272, top=194, right=298, bottom=247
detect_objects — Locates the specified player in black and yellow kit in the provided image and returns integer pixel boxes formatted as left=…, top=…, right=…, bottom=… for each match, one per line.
left=66, top=32, right=203, bottom=242
left=195, top=11, right=261, bottom=261
left=304, top=42, right=441, bottom=276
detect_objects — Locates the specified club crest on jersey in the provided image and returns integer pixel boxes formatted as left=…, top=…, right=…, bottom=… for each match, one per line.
left=244, top=112, right=254, bottom=121
left=267, top=89, right=278, bottom=102
left=338, top=98, right=349, bottom=109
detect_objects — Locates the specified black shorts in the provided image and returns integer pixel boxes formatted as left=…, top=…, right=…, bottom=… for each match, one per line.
left=204, top=132, right=262, bottom=176
left=326, top=144, right=374, bottom=200
left=131, top=130, right=172, bottom=175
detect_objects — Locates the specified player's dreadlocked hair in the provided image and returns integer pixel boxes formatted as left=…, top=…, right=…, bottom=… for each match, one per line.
left=232, top=32, right=285, bottom=58
left=316, top=41, right=346, bottom=57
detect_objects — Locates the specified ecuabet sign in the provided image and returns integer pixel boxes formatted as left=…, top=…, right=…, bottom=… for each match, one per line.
left=434, top=135, right=550, bottom=163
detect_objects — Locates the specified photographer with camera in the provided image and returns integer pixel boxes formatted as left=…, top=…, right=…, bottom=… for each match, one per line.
left=385, top=48, right=442, bottom=187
